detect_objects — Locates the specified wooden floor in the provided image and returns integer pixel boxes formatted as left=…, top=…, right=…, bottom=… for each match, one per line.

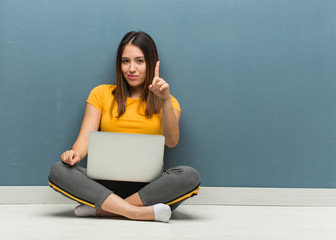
left=1, top=204, right=336, bottom=239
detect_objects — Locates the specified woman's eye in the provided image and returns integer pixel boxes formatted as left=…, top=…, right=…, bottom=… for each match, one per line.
left=122, top=60, right=129, bottom=64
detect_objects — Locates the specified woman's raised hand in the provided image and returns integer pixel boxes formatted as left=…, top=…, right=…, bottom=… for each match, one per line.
left=61, top=150, right=81, bottom=166
left=149, top=61, right=170, bottom=100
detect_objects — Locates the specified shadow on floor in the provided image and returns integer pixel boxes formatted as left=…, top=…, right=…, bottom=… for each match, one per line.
left=47, top=209, right=76, bottom=218
left=171, top=209, right=203, bottom=221
left=44, top=205, right=205, bottom=221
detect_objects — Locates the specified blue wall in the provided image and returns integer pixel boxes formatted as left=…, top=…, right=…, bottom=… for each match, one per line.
left=1, top=0, right=335, bottom=187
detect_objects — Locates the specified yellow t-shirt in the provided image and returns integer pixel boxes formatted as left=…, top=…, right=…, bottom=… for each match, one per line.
left=86, top=84, right=181, bottom=135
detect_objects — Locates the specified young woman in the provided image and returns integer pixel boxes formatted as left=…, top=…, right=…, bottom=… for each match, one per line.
left=48, top=31, right=200, bottom=222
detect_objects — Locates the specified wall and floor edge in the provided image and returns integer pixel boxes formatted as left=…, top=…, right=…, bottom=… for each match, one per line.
left=0, top=186, right=336, bottom=207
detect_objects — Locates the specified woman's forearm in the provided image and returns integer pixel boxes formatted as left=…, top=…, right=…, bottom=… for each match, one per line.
left=72, top=137, right=89, bottom=161
left=149, top=61, right=180, bottom=147
left=161, top=97, right=180, bottom=148
left=70, top=103, right=101, bottom=162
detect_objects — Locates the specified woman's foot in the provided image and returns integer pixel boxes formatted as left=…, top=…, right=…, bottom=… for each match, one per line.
left=75, top=203, right=171, bottom=222
left=130, top=204, right=171, bottom=222
left=99, top=194, right=172, bottom=222
left=74, top=205, right=97, bottom=217
left=153, top=204, right=171, bottom=222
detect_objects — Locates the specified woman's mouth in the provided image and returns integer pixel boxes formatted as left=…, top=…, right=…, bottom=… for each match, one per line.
left=128, top=75, right=138, bottom=80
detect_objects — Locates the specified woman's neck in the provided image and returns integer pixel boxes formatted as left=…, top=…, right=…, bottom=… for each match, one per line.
left=129, top=86, right=143, bottom=99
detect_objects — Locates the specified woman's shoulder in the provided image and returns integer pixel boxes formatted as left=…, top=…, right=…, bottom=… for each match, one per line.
left=87, top=84, right=116, bottom=109
left=91, top=84, right=116, bottom=92
left=88, top=84, right=116, bottom=100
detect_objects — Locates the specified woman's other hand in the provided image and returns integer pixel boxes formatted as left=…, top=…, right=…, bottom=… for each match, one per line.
left=61, top=150, right=81, bottom=166
left=149, top=61, right=170, bottom=100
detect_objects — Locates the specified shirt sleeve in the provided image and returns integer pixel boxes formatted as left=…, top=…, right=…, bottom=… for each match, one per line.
left=86, top=85, right=105, bottom=113
left=170, top=95, right=181, bottom=112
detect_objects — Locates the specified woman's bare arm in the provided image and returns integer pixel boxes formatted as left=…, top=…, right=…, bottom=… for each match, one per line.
left=149, top=61, right=181, bottom=148
left=61, top=103, right=101, bottom=165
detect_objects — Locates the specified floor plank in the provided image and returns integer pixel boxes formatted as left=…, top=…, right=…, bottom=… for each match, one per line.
left=1, top=204, right=335, bottom=240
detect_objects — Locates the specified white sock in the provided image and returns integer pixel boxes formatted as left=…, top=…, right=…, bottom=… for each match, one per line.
left=74, top=205, right=97, bottom=217
left=153, top=204, right=171, bottom=222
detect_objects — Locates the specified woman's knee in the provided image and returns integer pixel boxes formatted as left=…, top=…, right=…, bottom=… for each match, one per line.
left=169, top=166, right=201, bottom=189
left=49, top=161, right=70, bottom=183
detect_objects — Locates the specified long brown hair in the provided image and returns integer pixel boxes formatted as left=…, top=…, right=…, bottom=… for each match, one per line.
left=111, top=31, right=161, bottom=118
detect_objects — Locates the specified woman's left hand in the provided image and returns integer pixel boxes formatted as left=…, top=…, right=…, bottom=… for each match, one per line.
left=149, top=61, right=170, bottom=100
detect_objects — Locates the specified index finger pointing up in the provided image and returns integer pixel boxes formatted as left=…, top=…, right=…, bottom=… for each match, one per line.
left=155, top=61, right=160, bottom=78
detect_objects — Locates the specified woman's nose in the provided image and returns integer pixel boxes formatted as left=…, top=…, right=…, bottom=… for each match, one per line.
left=129, top=62, right=135, bottom=72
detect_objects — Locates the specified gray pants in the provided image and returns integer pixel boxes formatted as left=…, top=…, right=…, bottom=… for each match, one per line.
left=49, top=162, right=200, bottom=210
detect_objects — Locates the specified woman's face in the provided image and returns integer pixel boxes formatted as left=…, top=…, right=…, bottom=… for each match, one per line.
left=121, top=44, right=147, bottom=90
